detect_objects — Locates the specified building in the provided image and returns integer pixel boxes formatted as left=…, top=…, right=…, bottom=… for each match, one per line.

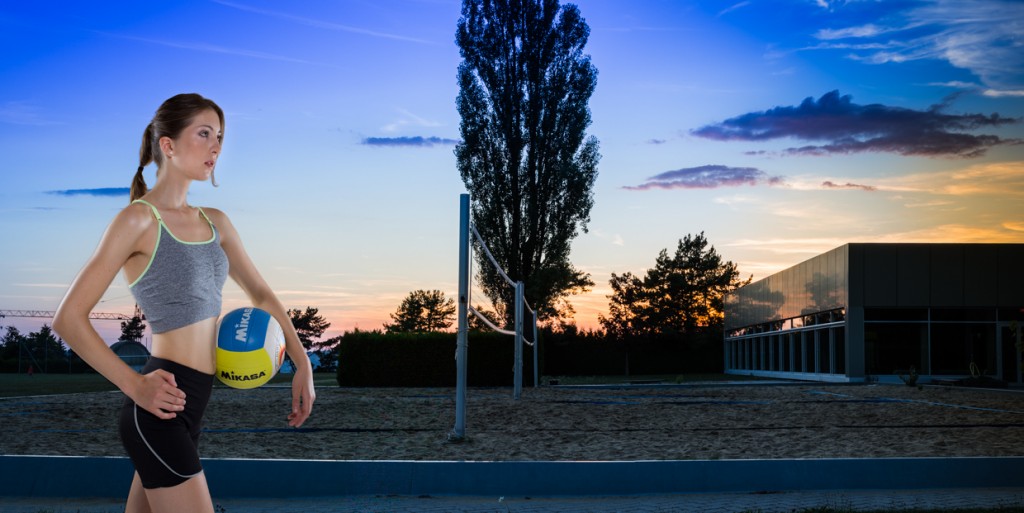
left=724, top=243, right=1024, bottom=385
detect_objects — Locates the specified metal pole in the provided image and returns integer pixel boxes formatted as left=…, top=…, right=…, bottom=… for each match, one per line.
left=452, top=194, right=470, bottom=440
left=514, top=282, right=524, bottom=400
left=532, top=309, right=539, bottom=388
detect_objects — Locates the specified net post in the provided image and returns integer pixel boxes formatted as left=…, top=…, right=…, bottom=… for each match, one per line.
left=514, top=281, right=524, bottom=400
left=532, top=309, right=539, bottom=388
left=453, top=194, right=470, bottom=440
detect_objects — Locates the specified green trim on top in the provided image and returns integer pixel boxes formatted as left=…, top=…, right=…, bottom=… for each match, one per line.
left=132, top=199, right=216, bottom=245
left=128, top=200, right=161, bottom=288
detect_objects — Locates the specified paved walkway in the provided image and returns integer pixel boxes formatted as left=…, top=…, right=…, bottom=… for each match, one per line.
left=5, top=488, right=1024, bottom=512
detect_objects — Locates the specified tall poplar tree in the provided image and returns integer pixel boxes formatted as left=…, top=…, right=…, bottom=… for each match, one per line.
left=456, top=0, right=600, bottom=324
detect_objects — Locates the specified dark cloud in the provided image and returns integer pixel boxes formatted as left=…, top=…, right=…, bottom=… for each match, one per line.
left=821, top=181, right=876, bottom=192
left=647, top=138, right=668, bottom=145
left=362, top=136, right=458, bottom=147
left=692, top=90, right=1021, bottom=158
left=48, top=187, right=129, bottom=197
left=624, top=165, right=783, bottom=191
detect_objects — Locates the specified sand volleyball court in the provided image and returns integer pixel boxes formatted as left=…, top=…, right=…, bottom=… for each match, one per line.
left=2, top=382, right=1022, bottom=461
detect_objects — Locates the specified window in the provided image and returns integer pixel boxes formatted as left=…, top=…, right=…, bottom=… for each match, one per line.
left=931, top=323, right=996, bottom=375
left=865, top=308, right=927, bottom=321
left=865, top=323, right=928, bottom=375
left=834, top=328, right=846, bottom=374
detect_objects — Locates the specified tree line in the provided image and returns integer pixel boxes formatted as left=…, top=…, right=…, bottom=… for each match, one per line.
left=0, top=232, right=746, bottom=374
left=0, top=307, right=341, bottom=374
left=381, top=231, right=749, bottom=337
left=4, top=0, right=753, bottom=376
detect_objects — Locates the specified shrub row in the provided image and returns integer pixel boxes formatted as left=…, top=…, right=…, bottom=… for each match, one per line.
left=335, top=329, right=723, bottom=386
left=336, top=330, right=533, bottom=387
left=542, top=329, right=723, bottom=376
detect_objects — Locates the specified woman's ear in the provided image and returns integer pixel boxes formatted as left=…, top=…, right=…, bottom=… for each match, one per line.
left=159, top=136, right=175, bottom=159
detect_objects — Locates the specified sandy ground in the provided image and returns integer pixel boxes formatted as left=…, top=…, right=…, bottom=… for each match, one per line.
left=2, top=382, right=1023, bottom=461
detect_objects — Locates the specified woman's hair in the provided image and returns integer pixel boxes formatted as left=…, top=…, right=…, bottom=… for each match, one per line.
left=131, top=93, right=225, bottom=202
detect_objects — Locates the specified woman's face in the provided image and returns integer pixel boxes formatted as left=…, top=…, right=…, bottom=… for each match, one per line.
left=165, top=109, right=223, bottom=182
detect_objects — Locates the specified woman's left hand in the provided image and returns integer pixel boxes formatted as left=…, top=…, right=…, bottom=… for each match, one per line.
left=288, top=361, right=316, bottom=427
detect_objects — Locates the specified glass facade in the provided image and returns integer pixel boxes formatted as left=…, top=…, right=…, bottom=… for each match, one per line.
left=725, top=309, right=847, bottom=379
left=724, top=246, right=847, bottom=331
left=725, top=244, right=1024, bottom=383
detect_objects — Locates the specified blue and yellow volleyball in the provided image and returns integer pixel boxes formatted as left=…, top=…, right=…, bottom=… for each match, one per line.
left=216, top=307, right=286, bottom=389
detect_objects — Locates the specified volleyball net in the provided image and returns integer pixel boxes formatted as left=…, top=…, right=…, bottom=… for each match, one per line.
left=452, top=194, right=538, bottom=440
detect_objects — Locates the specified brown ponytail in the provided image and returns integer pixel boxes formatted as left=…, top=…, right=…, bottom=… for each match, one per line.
left=131, top=124, right=154, bottom=202
left=131, top=93, right=225, bottom=203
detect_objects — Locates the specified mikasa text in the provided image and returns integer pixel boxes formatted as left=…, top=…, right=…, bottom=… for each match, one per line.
left=235, top=308, right=253, bottom=342
left=220, top=369, right=267, bottom=382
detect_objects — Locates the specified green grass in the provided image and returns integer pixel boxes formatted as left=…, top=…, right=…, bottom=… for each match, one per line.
left=0, top=372, right=338, bottom=397
left=0, top=373, right=118, bottom=397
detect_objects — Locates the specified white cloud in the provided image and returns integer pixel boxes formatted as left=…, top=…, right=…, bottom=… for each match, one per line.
left=809, top=0, right=1024, bottom=90
left=726, top=237, right=847, bottom=255
left=210, top=0, right=437, bottom=45
left=815, top=24, right=886, bottom=40
left=717, top=1, right=751, bottom=17
left=103, top=33, right=334, bottom=67
left=873, top=224, right=1024, bottom=243
left=382, top=108, right=443, bottom=133
left=983, top=89, right=1024, bottom=98
left=0, top=101, right=61, bottom=126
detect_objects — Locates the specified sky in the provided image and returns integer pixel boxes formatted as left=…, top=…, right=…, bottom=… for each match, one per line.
left=1, top=0, right=1023, bottom=346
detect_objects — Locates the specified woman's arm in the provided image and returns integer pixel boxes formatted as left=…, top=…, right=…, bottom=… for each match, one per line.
left=53, top=205, right=186, bottom=419
left=208, top=208, right=316, bottom=427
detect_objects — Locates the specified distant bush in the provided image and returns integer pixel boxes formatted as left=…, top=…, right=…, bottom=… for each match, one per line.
left=334, top=327, right=722, bottom=386
left=541, top=328, right=722, bottom=377
left=336, top=330, right=534, bottom=387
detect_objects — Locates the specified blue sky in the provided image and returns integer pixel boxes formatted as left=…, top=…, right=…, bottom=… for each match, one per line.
left=2, top=0, right=1022, bottom=343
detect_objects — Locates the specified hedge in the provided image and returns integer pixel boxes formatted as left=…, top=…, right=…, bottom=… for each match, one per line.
left=335, top=329, right=723, bottom=386
left=336, top=330, right=534, bottom=387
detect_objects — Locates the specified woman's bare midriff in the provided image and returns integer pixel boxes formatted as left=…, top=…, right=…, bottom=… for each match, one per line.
left=149, top=316, right=218, bottom=375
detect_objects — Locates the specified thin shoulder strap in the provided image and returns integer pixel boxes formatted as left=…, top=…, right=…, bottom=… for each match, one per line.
left=196, top=207, right=215, bottom=228
left=131, top=199, right=163, bottom=222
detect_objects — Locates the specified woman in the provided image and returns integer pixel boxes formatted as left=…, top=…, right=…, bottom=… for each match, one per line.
left=53, top=93, right=315, bottom=513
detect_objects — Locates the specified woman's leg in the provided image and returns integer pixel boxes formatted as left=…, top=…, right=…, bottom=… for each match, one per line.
left=143, top=472, right=215, bottom=513
left=125, top=472, right=152, bottom=513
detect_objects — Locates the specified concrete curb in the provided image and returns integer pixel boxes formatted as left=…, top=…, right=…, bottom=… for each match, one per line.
left=2, top=456, right=1022, bottom=499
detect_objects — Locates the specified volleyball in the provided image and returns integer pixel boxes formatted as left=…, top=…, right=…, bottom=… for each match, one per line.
left=216, top=307, right=286, bottom=389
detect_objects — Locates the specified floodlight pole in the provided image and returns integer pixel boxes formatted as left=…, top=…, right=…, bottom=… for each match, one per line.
left=514, top=281, right=524, bottom=399
left=453, top=194, right=470, bottom=440
left=533, top=309, right=539, bottom=388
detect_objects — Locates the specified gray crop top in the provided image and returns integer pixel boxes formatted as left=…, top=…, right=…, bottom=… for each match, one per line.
left=128, top=199, right=229, bottom=334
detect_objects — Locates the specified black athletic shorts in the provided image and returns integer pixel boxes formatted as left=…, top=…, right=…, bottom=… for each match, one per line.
left=118, top=357, right=214, bottom=489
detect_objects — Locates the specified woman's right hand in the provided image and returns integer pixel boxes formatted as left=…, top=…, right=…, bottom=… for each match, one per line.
left=130, top=369, right=186, bottom=420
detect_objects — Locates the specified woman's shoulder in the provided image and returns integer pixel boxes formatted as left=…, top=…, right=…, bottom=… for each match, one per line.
left=199, top=206, right=230, bottom=225
left=198, top=206, right=238, bottom=238
left=112, top=201, right=158, bottom=233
